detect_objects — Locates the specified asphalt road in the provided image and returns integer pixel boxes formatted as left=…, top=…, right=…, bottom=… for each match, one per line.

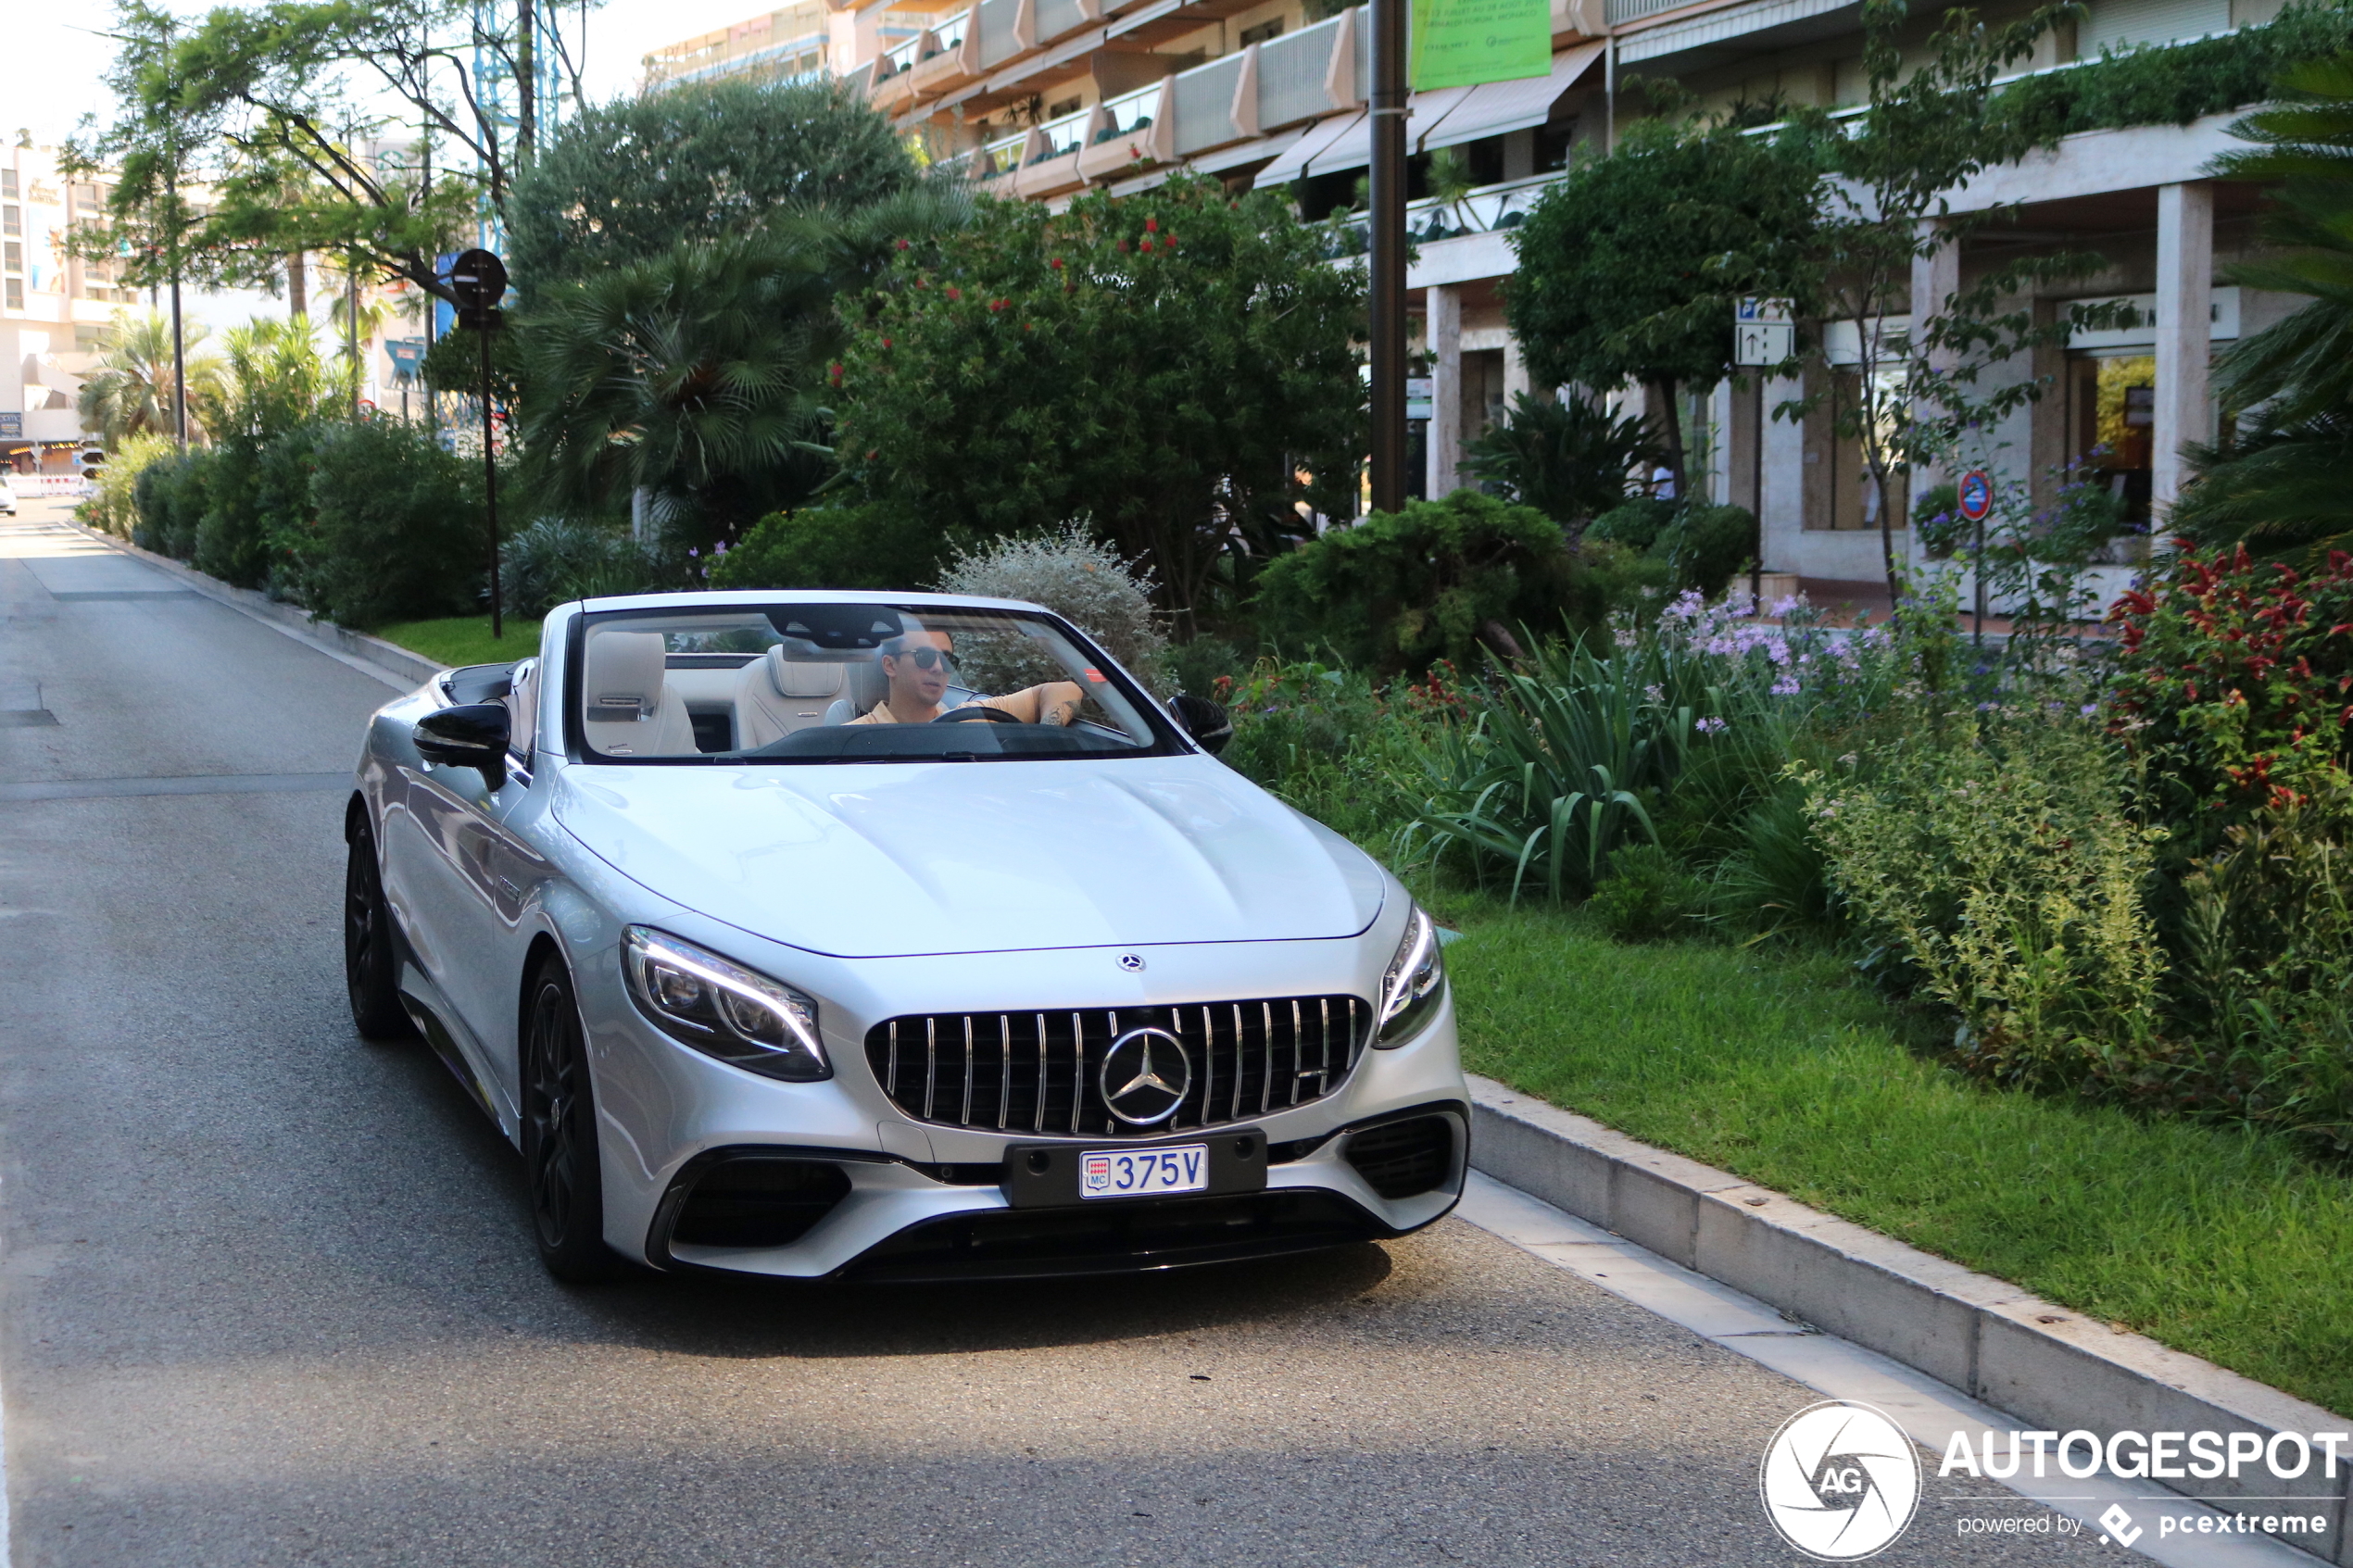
left=0, top=501, right=2091, bottom=1567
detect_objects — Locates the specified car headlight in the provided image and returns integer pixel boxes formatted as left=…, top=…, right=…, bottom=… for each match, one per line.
left=1375, top=905, right=1446, bottom=1048
left=622, top=927, right=831, bottom=1082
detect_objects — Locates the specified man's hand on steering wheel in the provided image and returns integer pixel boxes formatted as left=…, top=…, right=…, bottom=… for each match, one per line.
left=932, top=705, right=1023, bottom=723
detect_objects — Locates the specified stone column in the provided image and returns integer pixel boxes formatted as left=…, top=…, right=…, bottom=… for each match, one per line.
left=1908, top=220, right=1960, bottom=561
left=1503, top=332, right=1533, bottom=408
left=1759, top=372, right=1806, bottom=571
left=1427, top=283, right=1463, bottom=498
left=2153, top=181, right=2214, bottom=518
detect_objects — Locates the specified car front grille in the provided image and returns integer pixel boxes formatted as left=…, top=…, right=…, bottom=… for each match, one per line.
left=864, top=997, right=1369, bottom=1137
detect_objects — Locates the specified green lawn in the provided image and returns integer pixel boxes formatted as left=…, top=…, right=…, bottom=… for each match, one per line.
left=374, top=615, right=543, bottom=670
left=1434, top=892, right=2353, bottom=1418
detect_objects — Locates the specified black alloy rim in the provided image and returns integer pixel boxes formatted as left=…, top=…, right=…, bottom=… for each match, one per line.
left=526, top=980, right=581, bottom=1249
left=345, top=841, right=377, bottom=1005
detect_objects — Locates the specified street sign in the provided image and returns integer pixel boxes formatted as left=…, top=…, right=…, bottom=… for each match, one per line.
left=448, top=248, right=508, bottom=311
left=1734, top=321, right=1793, bottom=366
left=385, top=339, right=427, bottom=382
left=1410, top=0, right=1550, bottom=88
left=1405, top=375, right=1433, bottom=420
left=1733, top=298, right=1794, bottom=367
left=1957, top=470, right=1994, bottom=522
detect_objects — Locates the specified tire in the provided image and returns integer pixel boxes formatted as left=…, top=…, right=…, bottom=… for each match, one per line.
left=522, top=959, right=629, bottom=1282
left=345, top=825, right=416, bottom=1040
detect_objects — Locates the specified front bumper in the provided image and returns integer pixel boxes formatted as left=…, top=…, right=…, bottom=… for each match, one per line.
left=647, top=1101, right=1466, bottom=1281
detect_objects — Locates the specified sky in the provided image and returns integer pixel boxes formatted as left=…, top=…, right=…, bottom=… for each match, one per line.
left=0, top=0, right=767, bottom=329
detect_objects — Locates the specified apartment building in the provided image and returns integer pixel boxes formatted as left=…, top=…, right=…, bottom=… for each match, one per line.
left=644, top=1, right=872, bottom=90
left=841, top=0, right=2293, bottom=590
left=2, top=141, right=127, bottom=472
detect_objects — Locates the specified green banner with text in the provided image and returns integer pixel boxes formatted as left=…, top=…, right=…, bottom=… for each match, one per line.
left=1409, top=0, right=1552, bottom=90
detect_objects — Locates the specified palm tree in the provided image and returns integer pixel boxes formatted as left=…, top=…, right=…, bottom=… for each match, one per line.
left=76, top=310, right=221, bottom=445
left=215, top=317, right=345, bottom=438
left=2176, top=54, right=2353, bottom=558
left=513, top=228, right=851, bottom=549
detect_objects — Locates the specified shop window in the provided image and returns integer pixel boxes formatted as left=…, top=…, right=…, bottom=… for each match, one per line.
left=2066, top=353, right=2154, bottom=525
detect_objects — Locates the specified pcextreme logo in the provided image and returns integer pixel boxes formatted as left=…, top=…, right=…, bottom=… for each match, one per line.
left=1759, top=1400, right=1923, bottom=1561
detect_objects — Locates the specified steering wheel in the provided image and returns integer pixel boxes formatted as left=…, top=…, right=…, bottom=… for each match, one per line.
left=933, top=704, right=1022, bottom=724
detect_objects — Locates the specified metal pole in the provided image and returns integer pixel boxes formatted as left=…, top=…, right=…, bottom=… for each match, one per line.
left=481, top=324, right=503, bottom=638
left=170, top=270, right=186, bottom=448
left=1366, top=0, right=1407, bottom=517
left=348, top=249, right=361, bottom=418
left=1749, top=376, right=1763, bottom=615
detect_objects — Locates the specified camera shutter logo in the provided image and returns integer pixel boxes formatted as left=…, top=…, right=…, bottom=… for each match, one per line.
left=1758, top=1400, right=1921, bottom=1561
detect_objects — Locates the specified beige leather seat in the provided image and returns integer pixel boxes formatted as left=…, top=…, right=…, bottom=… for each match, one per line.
left=732, top=646, right=849, bottom=749
left=580, top=631, right=698, bottom=758
left=822, top=658, right=891, bottom=726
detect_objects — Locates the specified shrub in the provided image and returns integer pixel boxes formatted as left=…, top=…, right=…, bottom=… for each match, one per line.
left=1218, top=659, right=1437, bottom=848
left=2107, top=542, right=2353, bottom=851
left=1587, top=843, right=1710, bottom=941
left=1653, top=502, right=1757, bottom=600
left=132, top=448, right=211, bottom=558
left=935, top=522, right=1171, bottom=694
left=1915, top=482, right=1965, bottom=559
left=1460, top=394, right=1662, bottom=530
left=279, top=419, right=485, bottom=628
left=196, top=424, right=324, bottom=589
left=709, top=503, right=949, bottom=593
left=502, top=516, right=666, bottom=616
left=1586, top=497, right=1676, bottom=552
left=1252, top=491, right=1577, bottom=673
left=80, top=432, right=173, bottom=539
left=1801, top=705, right=2169, bottom=1088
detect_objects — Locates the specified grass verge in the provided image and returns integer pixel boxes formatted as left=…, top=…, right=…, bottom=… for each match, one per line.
left=375, top=615, right=543, bottom=670
left=1432, top=891, right=2353, bottom=1418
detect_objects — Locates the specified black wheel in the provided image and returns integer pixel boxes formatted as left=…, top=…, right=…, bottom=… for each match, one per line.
left=345, top=824, right=415, bottom=1040
left=522, top=960, right=628, bottom=1282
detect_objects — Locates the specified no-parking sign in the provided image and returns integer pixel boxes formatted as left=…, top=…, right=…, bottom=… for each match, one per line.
left=1957, top=470, right=1993, bottom=522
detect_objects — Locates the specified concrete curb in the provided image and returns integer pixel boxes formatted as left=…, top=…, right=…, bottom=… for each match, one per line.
left=57, top=516, right=447, bottom=689
left=1466, top=1074, right=2353, bottom=1563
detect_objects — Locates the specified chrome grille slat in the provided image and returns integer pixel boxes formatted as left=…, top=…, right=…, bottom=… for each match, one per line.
left=864, top=994, right=1369, bottom=1138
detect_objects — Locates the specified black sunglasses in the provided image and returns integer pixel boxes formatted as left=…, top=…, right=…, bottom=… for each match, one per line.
left=890, top=646, right=957, bottom=671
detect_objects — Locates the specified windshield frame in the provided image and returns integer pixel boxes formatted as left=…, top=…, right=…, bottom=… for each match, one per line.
left=559, top=598, right=1191, bottom=767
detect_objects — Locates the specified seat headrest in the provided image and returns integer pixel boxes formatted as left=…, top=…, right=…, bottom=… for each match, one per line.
left=584, top=631, right=666, bottom=718
left=764, top=646, right=846, bottom=698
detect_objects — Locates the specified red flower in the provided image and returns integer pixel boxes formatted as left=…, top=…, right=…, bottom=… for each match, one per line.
left=1163, top=231, right=1176, bottom=248
left=896, top=238, right=910, bottom=251
left=827, top=361, right=843, bottom=386
left=1050, top=257, right=1063, bottom=270
left=1144, top=217, right=1158, bottom=232
left=1116, top=239, right=1129, bottom=252
left=1139, top=238, right=1153, bottom=252
left=881, top=337, right=892, bottom=349
left=946, top=286, right=963, bottom=300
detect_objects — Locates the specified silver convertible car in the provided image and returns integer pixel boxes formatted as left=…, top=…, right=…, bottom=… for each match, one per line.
left=344, top=591, right=1466, bottom=1283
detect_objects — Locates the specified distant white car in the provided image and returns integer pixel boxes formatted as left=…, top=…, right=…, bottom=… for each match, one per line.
left=0, top=474, right=17, bottom=515
left=345, top=591, right=1466, bottom=1283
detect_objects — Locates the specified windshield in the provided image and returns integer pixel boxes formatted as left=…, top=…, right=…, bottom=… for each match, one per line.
left=569, top=602, right=1180, bottom=765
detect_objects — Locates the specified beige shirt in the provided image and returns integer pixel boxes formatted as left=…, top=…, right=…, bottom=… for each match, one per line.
left=848, top=691, right=1024, bottom=726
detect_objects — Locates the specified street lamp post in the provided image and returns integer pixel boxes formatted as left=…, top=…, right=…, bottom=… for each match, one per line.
left=450, top=248, right=510, bottom=640
left=1366, top=0, right=1407, bottom=517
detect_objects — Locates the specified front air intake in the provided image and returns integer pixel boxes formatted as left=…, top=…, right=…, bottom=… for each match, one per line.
left=1343, top=1116, right=1454, bottom=1199
left=669, top=1158, right=851, bottom=1248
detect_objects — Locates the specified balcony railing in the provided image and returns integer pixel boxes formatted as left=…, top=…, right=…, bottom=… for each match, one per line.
left=1256, top=10, right=1353, bottom=130
left=980, top=131, right=1028, bottom=179
left=1097, top=83, right=1159, bottom=140
left=1173, top=51, right=1249, bottom=154
left=1037, top=0, right=1089, bottom=44
left=930, top=8, right=970, bottom=52
left=883, top=32, right=925, bottom=71
left=976, top=0, right=1026, bottom=68
left=1605, top=0, right=1691, bottom=22
left=1035, top=109, right=1090, bottom=158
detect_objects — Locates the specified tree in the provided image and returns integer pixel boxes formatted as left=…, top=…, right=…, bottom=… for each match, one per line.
left=1504, top=121, right=1819, bottom=498
left=1461, top=393, right=1665, bottom=532
left=506, top=75, right=927, bottom=291
left=835, top=175, right=1367, bottom=631
left=1787, top=0, right=2122, bottom=601
left=70, top=0, right=554, bottom=308
left=78, top=311, right=223, bottom=445
left=2172, top=52, right=2353, bottom=559
left=512, top=232, right=841, bottom=549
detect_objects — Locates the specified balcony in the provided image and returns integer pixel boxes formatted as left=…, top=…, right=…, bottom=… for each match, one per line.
left=1253, top=8, right=1361, bottom=131
left=1035, top=0, right=1096, bottom=45
left=975, top=0, right=1034, bottom=69
left=1015, top=108, right=1092, bottom=196
left=1077, top=82, right=1171, bottom=179
left=975, top=129, right=1031, bottom=186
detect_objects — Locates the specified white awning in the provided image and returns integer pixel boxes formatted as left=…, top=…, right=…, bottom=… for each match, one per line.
left=1190, top=124, right=1305, bottom=175
left=1253, top=112, right=1361, bottom=185
left=1417, top=41, right=1604, bottom=151
left=1304, top=89, right=1456, bottom=177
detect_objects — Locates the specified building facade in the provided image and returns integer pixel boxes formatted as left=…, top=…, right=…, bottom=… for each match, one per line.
left=2, top=141, right=126, bottom=472
left=808, top=0, right=2296, bottom=590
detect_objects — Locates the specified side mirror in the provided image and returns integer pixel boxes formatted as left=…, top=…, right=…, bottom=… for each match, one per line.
left=416, top=702, right=511, bottom=791
left=1169, top=693, right=1233, bottom=756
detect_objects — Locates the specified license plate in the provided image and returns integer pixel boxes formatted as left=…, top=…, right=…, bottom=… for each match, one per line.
left=1079, top=1143, right=1209, bottom=1198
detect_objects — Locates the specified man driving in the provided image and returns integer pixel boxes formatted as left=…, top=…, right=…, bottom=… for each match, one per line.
left=849, top=622, right=1085, bottom=726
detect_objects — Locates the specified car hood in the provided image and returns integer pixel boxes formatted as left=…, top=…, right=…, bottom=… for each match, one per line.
left=549, top=757, right=1386, bottom=958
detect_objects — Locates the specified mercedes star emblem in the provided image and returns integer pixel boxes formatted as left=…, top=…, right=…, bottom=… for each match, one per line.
left=1099, top=1026, right=1191, bottom=1126
left=1118, top=953, right=1145, bottom=972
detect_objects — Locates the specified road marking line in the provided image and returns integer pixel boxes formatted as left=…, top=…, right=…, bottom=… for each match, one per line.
left=1456, top=1172, right=2324, bottom=1567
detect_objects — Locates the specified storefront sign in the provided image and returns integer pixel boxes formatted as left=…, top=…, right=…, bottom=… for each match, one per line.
left=0, top=413, right=20, bottom=440
left=1410, top=0, right=1551, bottom=89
